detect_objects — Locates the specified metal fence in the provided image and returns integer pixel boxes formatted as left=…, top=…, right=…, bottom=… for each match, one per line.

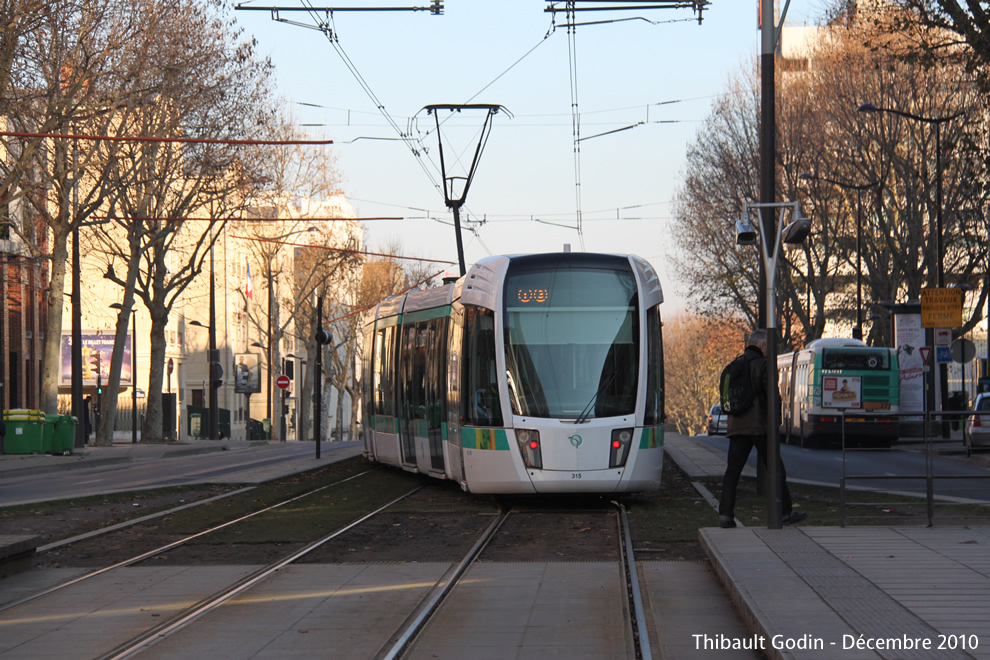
left=56, top=394, right=147, bottom=432
left=839, top=409, right=990, bottom=526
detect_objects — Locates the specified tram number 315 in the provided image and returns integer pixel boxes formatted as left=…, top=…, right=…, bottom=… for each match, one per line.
left=571, top=473, right=582, bottom=479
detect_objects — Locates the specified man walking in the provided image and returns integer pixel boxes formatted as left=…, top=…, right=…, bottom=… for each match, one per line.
left=719, top=329, right=806, bottom=528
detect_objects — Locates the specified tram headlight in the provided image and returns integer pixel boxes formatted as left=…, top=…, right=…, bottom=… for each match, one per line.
left=515, top=429, right=542, bottom=469
left=609, top=428, right=633, bottom=468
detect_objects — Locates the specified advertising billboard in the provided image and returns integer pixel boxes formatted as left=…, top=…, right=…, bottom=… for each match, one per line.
left=822, top=375, right=861, bottom=409
left=59, top=332, right=132, bottom=386
left=234, top=353, right=262, bottom=394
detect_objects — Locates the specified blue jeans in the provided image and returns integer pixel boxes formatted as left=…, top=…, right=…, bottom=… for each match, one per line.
left=719, top=434, right=792, bottom=519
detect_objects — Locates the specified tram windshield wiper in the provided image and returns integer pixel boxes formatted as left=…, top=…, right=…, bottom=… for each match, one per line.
left=574, top=370, right=616, bottom=424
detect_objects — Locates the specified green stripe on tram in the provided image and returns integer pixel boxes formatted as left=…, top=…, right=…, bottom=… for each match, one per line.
left=402, top=305, right=452, bottom=324
left=376, top=315, right=401, bottom=329
left=639, top=426, right=664, bottom=449
left=461, top=427, right=510, bottom=451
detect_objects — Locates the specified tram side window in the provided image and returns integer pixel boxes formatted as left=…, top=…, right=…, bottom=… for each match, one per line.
left=427, top=318, right=447, bottom=431
left=374, top=325, right=398, bottom=420
left=463, top=306, right=503, bottom=427
left=399, top=322, right=426, bottom=426
left=644, top=305, right=664, bottom=426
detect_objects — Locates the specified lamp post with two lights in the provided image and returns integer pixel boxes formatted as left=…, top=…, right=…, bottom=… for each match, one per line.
left=735, top=201, right=811, bottom=529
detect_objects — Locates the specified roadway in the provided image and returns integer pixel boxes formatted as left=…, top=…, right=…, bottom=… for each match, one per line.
left=697, top=434, right=990, bottom=502
left=0, top=440, right=364, bottom=507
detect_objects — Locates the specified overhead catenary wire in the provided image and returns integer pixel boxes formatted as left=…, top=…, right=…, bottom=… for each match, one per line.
left=95, top=215, right=402, bottom=223
left=0, top=130, right=332, bottom=145
left=230, top=234, right=456, bottom=264
left=566, top=1, right=586, bottom=247
left=297, top=1, right=446, bottom=196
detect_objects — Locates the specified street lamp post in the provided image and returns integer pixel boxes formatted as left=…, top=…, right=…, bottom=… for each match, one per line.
left=798, top=171, right=879, bottom=340
left=857, top=103, right=962, bottom=288
left=737, top=201, right=811, bottom=529
left=286, top=353, right=307, bottom=443
left=190, top=317, right=219, bottom=441
left=313, top=293, right=333, bottom=459
left=859, top=103, right=963, bottom=436
left=251, top=340, right=269, bottom=440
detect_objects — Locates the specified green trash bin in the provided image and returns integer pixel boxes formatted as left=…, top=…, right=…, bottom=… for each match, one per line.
left=3, top=409, right=47, bottom=454
left=46, top=415, right=76, bottom=455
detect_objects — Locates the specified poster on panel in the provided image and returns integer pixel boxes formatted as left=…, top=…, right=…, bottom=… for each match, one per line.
left=234, top=353, right=262, bottom=394
left=59, top=332, right=132, bottom=386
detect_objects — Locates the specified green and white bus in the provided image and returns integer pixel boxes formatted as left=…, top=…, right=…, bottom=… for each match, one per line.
left=777, top=338, right=899, bottom=448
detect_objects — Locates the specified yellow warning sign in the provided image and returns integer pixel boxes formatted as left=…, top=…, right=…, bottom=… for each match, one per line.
left=921, top=288, right=963, bottom=328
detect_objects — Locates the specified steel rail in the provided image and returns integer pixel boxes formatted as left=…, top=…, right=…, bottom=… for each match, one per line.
left=106, top=485, right=424, bottom=660
left=376, top=506, right=511, bottom=660
left=0, top=468, right=377, bottom=614
left=615, top=500, right=652, bottom=660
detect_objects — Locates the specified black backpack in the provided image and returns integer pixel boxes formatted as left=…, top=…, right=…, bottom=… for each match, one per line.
left=719, top=351, right=761, bottom=416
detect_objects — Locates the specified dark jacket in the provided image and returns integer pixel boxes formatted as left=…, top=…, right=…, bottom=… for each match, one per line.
left=726, top=344, right=780, bottom=437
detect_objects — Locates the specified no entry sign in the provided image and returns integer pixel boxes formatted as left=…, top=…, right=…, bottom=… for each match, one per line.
left=276, top=374, right=290, bottom=390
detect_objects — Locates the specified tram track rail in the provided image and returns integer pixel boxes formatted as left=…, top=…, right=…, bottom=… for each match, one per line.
left=375, top=498, right=653, bottom=660
left=106, top=486, right=423, bottom=660
left=3, top=474, right=670, bottom=659
left=0, top=468, right=379, bottom=615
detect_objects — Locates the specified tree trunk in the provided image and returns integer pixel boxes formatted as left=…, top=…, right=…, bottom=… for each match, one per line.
left=321, top=343, right=333, bottom=441
left=41, top=229, right=70, bottom=413
left=95, top=309, right=130, bottom=446
left=335, top=381, right=345, bottom=442
left=97, top=237, right=142, bottom=446
left=142, top=311, right=169, bottom=442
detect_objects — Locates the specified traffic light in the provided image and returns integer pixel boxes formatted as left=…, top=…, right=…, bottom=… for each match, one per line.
left=90, top=352, right=103, bottom=394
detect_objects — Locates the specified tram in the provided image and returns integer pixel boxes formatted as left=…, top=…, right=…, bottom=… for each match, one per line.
left=777, top=338, right=899, bottom=448
left=360, top=252, right=665, bottom=494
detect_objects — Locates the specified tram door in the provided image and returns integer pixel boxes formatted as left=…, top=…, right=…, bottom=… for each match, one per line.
left=399, top=318, right=448, bottom=473
left=398, top=323, right=420, bottom=468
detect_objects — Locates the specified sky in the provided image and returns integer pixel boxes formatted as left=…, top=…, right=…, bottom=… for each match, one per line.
left=232, top=0, right=833, bottom=311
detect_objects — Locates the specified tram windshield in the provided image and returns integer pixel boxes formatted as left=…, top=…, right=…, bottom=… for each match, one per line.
left=503, top=263, right=639, bottom=419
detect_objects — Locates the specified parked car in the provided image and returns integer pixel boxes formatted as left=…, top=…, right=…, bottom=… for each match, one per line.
left=706, top=404, right=728, bottom=435
left=965, top=393, right=990, bottom=448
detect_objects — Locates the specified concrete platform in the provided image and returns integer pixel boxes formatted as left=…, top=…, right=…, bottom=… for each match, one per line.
left=664, top=432, right=990, bottom=660
left=0, top=535, right=40, bottom=578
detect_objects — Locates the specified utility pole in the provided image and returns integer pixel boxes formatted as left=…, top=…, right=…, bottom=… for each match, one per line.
left=761, top=0, right=783, bottom=530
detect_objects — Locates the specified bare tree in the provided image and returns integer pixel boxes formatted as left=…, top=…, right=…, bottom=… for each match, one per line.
left=236, top=126, right=351, bottom=441
left=671, top=9, right=987, bottom=348
left=663, top=312, right=747, bottom=436
left=96, top=0, right=276, bottom=443
left=2, top=0, right=168, bottom=413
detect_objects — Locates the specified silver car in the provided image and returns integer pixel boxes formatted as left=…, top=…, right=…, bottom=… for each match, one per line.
left=707, top=404, right=728, bottom=435
left=965, top=393, right=990, bottom=448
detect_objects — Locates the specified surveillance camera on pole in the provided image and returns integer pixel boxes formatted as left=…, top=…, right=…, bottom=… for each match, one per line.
left=736, top=218, right=758, bottom=245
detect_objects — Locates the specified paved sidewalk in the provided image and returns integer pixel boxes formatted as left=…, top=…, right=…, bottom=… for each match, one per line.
left=665, top=432, right=990, bottom=660
left=0, top=438, right=355, bottom=481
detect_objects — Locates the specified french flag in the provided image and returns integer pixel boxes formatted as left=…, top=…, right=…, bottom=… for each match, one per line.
left=245, top=260, right=253, bottom=300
